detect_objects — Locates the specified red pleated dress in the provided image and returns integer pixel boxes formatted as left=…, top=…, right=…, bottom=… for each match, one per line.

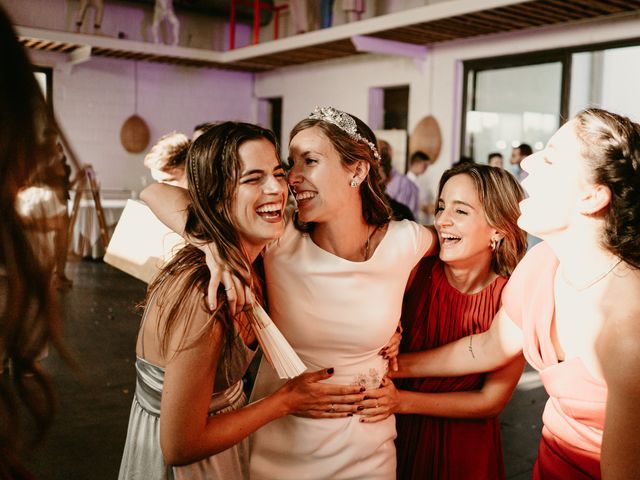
left=396, top=256, right=508, bottom=480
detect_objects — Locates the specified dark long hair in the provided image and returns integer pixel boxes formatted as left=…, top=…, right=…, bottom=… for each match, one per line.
left=437, top=163, right=527, bottom=277
left=145, top=122, right=279, bottom=363
left=574, top=108, right=640, bottom=269
left=0, top=5, right=70, bottom=475
left=289, top=111, right=391, bottom=232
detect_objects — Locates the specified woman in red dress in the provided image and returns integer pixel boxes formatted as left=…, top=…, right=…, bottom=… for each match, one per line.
left=360, top=163, right=527, bottom=479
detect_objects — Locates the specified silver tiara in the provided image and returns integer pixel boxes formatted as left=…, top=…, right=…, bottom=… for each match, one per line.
left=309, top=106, right=380, bottom=160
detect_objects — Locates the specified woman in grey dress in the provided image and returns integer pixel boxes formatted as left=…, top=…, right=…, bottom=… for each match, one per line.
left=118, top=122, right=365, bottom=480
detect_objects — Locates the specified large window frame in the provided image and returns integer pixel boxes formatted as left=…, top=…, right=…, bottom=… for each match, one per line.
left=460, top=36, right=640, bottom=159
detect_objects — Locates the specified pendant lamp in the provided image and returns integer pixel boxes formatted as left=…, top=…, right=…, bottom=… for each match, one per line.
left=120, top=61, right=150, bottom=154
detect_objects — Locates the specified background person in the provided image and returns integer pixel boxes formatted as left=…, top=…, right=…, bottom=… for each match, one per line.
left=488, top=151, right=504, bottom=168
left=510, top=143, right=532, bottom=181
left=143, top=132, right=190, bottom=189
left=380, top=139, right=420, bottom=220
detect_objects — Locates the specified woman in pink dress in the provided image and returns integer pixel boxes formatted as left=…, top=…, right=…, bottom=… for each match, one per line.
left=392, top=108, right=640, bottom=479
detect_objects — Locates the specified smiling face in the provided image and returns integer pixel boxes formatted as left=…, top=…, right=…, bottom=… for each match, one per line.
left=232, top=138, right=287, bottom=254
left=435, top=173, right=497, bottom=269
left=287, top=126, right=358, bottom=224
left=518, top=120, right=591, bottom=239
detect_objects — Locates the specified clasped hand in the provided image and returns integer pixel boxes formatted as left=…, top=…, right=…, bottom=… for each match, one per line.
left=354, top=376, right=400, bottom=423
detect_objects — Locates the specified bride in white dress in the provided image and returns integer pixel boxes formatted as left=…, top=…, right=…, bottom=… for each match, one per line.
left=144, top=107, right=437, bottom=479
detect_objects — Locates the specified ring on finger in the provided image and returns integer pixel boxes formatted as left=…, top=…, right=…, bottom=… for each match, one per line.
left=225, top=286, right=234, bottom=292
left=329, top=403, right=335, bottom=413
left=376, top=401, right=379, bottom=408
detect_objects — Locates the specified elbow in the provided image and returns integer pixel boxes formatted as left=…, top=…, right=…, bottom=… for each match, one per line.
left=476, top=395, right=512, bottom=419
left=476, top=404, right=504, bottom=419
left=161, top=435, right=208, bottom=467
left=139, top=184, right=156, bottom=204
left=161, top=438, right=192, bottom=466
left=160, top=434, right=226, bottom=466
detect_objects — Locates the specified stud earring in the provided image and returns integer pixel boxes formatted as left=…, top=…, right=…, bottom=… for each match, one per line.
left=490, top=238, right=498, bottom=251
left=350, top=179, right=358, bottom=188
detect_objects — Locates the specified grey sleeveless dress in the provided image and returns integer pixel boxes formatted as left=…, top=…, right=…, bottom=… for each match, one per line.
left=118, top=322, right=257, bottom=480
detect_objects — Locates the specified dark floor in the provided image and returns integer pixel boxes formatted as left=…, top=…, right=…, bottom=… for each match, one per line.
left=23, top=258, right=547, bottom=479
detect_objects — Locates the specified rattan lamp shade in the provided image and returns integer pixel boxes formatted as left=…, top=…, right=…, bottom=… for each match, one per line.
left=120, top=114, right=150, bottom=153
left=409, top=115, right=442, bottom=163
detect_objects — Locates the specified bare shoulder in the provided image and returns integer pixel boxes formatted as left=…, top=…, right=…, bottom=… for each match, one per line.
left=596, top=265, right=640, bottom=390
left=158, top=270, right=221, bottom=353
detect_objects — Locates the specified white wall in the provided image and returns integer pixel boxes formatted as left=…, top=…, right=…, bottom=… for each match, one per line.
left=29, top=50, right=254, bottom=193
left=255, top=15, right=640, bottom=221
left=5, top=0, right=256, bottom=193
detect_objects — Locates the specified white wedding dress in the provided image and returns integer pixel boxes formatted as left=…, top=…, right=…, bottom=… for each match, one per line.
left=250, top=220, right=431, bottom=480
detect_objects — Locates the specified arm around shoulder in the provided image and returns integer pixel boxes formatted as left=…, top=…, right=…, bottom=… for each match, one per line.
left=397, top=353, right=525, bottom=419
left=393, top=307, right=523, bottom=379
left=140, top=182, right=190, bottom=235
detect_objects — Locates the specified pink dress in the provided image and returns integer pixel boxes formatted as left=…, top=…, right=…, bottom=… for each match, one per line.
left=502, top=242, right=606, bottom=479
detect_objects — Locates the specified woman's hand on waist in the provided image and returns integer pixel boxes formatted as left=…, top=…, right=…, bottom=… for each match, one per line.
left=275, top=368, right=366, bottom=419
left=355, top=376, right=399, bottom=423
left=379, top=324, right=402, bottom=371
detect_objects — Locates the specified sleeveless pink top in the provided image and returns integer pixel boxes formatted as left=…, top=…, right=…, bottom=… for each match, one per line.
left=503, top=242, right=606, bottom=479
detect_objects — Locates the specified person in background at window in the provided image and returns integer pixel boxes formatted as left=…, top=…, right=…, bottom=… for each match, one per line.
left=0, top=5, right=72, bottom=477
left=391, top=108, right=640, bottom=480
left=406, top=151, right=431, bottom=186
left=359, top=163, right=527, bottom=479
left=488, top=151, right=504, bottom=168
left=143, top=132, right=190, bottom=189
left=510, top=143, right=532, bottom=182
left=509, top=143, right=541, bottom=248
left=380, top=139, right=420, bottom=220
left=406, top=150, right=433, bottom=222
left=452, top=155, right=475, bottom=167
left=378, top=140, right=414, bottom=221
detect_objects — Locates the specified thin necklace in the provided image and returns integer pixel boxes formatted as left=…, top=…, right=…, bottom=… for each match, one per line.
left=363, top=225, right=379, bottom=260
left=561, top=258, right=622, bottom=291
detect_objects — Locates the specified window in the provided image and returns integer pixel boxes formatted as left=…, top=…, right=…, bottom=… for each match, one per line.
left=462, top=52, right=568, bottom=171
left=462, top=38, right=640, bottom=172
